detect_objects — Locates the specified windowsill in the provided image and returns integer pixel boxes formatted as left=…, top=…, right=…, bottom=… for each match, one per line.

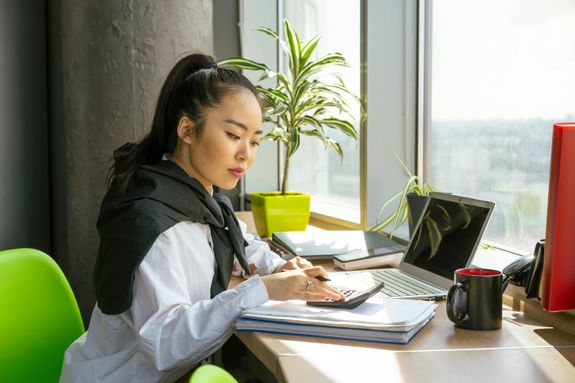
left=471, top=243, right=525, bottom=271
left=310, top=198, right=361, bottom=225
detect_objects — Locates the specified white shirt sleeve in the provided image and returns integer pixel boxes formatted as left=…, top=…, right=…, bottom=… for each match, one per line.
left=129, top=222, right=269, bottom=372
left=234, top=219, right=287, bottom=277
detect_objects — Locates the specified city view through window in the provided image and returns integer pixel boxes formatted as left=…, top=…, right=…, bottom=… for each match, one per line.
left=428, top=0, right=575, bottom=251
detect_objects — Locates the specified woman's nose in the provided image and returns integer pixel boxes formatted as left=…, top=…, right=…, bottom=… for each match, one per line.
left=236, top=142, right=251, bottom=161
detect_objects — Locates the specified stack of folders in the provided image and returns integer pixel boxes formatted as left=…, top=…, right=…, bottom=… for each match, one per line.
left=236, top=298, right=436, bottom=344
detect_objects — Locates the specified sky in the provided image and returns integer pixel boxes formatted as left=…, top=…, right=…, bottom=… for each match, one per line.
left=432, top=0, right=575, bottom=120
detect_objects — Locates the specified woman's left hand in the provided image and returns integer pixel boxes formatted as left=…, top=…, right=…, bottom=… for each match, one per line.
left=274, top=256, right=313, bottom=273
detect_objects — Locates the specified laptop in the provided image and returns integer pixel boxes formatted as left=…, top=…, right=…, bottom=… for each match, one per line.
left=328, top=192, right=495, bottom=300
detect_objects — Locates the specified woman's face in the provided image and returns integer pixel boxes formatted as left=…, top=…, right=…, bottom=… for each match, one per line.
left=175, top=89, right=263, bottom=193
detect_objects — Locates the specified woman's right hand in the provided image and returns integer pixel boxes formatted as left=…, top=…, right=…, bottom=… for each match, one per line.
left=260, top=266, right=345, bottom=302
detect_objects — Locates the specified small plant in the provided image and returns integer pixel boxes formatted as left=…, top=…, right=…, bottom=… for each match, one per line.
left=219, top=19, right=361, bottom=195
left=371, top=154, right=434, bottom=238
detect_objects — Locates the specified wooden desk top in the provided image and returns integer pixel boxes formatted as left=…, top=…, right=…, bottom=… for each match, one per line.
left=233, top=212, right=575, bottom=382
left=276, top=347, right=575, bottom=383
left=237, top=300, right=575, bottom=382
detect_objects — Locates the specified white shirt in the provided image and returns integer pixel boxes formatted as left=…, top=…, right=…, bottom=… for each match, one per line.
left=60, top=219, right=285, bottom=383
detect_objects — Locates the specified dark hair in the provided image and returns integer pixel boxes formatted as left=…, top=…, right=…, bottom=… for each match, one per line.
left=107, top=53, right=260, bottom=187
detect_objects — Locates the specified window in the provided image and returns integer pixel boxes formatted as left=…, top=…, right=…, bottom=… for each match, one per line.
left=282, top=0, right=362, bottom=223
left=423, top=0, right=575, bottom=252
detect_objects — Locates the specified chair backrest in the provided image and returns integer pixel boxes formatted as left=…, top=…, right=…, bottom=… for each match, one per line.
left=0, top=248, right=85, bottom=382
left=189, top=364, right=238, bottom=383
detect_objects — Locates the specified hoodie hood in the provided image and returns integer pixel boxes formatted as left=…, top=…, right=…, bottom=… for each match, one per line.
left=93, top=143, right=249, bottom=314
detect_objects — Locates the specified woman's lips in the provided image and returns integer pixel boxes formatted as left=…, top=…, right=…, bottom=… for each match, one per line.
left=228, top=168, right=245, bottom=178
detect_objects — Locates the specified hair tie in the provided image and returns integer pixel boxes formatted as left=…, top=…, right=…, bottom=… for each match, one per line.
left=206, top=61, right=218, bottom=69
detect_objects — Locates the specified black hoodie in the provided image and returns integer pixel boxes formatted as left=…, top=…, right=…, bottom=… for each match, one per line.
left=93, top=144, right=250, bottom=315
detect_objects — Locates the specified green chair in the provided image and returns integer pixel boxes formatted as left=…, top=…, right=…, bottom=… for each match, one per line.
left=0, top=248, right=85, bottom=382
left=189, top=364, right=239, bottom=383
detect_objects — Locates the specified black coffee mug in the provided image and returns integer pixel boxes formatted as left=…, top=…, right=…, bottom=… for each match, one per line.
left=446, top=268, right=502, bottom=330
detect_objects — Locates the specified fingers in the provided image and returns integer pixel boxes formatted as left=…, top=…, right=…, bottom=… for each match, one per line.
left=302, top=266, right=329, bottom=279
left=301, top=291, right=332, bottom=301
left=294, top=256, right=313, bottom=269
left=261, top=269, right=345, bottom=302
left=302, top=278, right=345, bottom=301
left=276, top=257, right=313, bottom=272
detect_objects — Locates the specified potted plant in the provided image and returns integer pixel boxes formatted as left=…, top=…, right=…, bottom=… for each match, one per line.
left=220, top=19, right=361, bottom=237
left=371, top=154, right=434, bottom=239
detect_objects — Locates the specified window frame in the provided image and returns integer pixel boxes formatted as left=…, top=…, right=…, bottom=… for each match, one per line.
left=240, top=0, right=419, bottom=232
left=416, top=0, right=541, bottom=261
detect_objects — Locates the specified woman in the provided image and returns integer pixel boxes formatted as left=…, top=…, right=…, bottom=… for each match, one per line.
left=60, top=53, right=343, bottom=383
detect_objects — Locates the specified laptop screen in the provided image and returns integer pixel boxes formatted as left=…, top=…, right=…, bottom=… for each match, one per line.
left=402, top=194, right=494, bottom=280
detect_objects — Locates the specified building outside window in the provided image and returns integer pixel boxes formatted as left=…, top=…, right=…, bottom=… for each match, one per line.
left=424, top=0, right=575, bottom=252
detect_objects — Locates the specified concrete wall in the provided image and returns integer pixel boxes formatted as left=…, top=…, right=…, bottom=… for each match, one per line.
left=49, top=0, right=214, bottom=323
left=0, top=0, right=50, bottom=253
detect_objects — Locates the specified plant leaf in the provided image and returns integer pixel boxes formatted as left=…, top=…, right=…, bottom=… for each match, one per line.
left=257, top=27, right=279, bottom=40
left=300, top=115, right=324, bottom=130
left=301, top=128, right=328, bottom=147
left=458, top=203, right=472, bottom=229
left=297, top=53, right=348, bottom=83
left=327, top=139, right=343, bottom=159
left=426, top=217, right=442, bottom=259
left=376, top=191, right=403, bottom=221
left=394, top=153, right=414, bottom=178
left=258, top=70, right=280, bottom=82
left=320, top=118, right=358, bottom=141
left=371, top=209, right=400, bottom=233
left=286, top=128, right=300, bottom=158
left=283, top=19, right=301, bottom=77
left=276, top=72, right=292, bottom=95
left=435, top=204, right=452, bottom=231
left=279, top=40, right=291, bottom=58
left=300, top=35, right=321, bottom=66
left=389, top=175, right=418, bottom=232
left=218, top=57, right=269, bottom=72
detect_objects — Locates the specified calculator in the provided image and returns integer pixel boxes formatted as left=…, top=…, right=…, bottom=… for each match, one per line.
left=306, top=282, right=385, bottom=309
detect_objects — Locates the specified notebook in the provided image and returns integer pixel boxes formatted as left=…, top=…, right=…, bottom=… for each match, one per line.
left=328, top=192, right=495, bottom=300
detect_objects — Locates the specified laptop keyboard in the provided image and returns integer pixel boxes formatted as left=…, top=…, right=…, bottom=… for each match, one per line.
left=343, top=269, right=445, bottom=298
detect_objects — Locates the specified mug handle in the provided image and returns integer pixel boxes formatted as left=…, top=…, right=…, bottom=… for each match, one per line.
left=446, top=282, right=469, bottom=325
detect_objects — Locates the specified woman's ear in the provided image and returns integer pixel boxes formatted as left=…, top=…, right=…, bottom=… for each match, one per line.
left=177, top=116, right=196, bottom=144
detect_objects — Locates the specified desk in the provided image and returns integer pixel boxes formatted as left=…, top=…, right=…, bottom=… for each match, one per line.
left=238, top=298, right=575, bottom=382
left=234, top=212, right=575, bottom=382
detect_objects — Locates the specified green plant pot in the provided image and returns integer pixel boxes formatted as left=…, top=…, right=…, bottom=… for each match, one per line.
left=251, top=192, right=311, bottom=238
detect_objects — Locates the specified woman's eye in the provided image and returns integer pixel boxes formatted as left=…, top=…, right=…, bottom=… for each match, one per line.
left=226, top=132, right=240, bottom=140
left=250, top=141, right=260, bottom=147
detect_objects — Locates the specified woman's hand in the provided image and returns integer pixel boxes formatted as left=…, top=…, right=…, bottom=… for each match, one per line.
left=261, top=266, right=345, bottom=302
left=274, top=256, right=313, bottom=272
